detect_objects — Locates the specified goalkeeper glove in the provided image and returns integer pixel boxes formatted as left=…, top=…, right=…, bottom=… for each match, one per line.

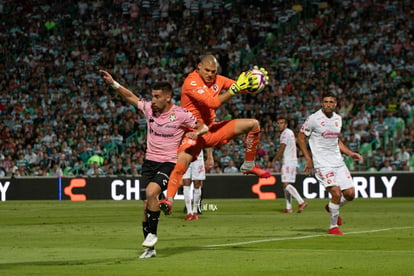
left=254, top=65, right=269, bottom=84
left=246, top=65, right=269, bottom=93
left=229, top=71, right=253, bottom=95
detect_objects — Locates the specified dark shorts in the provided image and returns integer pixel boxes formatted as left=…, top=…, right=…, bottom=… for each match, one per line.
left=140, top=159, right=175, bottom=200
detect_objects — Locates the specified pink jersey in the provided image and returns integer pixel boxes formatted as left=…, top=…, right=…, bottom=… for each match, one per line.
left=137, top=99, right=197, bottom=163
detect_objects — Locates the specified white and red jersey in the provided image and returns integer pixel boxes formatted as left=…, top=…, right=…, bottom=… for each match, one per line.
left=300, top=109, right=343, bottom=168
left=280, top=127, right=297, bottom=165
left=137, top=99, right=197, bottom=163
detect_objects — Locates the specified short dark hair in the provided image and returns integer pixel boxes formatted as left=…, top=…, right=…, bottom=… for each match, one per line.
left=322, top=91, right=337, bottom=100
left=151, top=82, right=173, bottom=96
left=277, top=116, right=287, bottom=123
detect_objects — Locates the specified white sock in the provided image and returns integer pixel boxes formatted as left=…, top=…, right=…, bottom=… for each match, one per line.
left=328, top=202, right=340, bottom=228
left=241, top=161, right=254, bottom=171
left=192, top=188, right=202, bottom=214
left=183, top=186, right=192, bottom=214
left=285, top=184, right=304, bottom=204
left=284, top=189, right=292, bottom=209
left=340, top=195, right=347, bottom=207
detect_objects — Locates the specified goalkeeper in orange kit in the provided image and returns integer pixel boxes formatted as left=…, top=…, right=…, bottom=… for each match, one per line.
left=160, top=54, right=270, bottom=215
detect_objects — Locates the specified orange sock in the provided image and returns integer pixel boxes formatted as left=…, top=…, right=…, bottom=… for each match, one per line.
left=166, top=162, right=187, bottom=199
left=244, top=128, right=260, bottom=161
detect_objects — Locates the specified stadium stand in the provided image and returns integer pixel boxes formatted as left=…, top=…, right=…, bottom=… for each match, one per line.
left=0, top=0, right=412, bottom=176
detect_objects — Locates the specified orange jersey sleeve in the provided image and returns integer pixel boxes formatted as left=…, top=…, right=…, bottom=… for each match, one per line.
left=181, top=70, right=235, bottom=127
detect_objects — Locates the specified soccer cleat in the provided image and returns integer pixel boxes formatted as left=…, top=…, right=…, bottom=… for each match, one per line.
left=159, top=199, right=172, bottom=215
left=328, top=227, right=343, bottom=235
left=142, top=233, right=158, bottom=248
left=184, top=213, right=194, bottom=221
left=325, top=204, right=343, bottom=225
left=192, top=213, right=199, bottom=220
left=281, top=208, right=293, bottom=213
left=297, top=202, right=308, bottom=213
left=139, top=247, right=156, bottom=259
left=241, top=164, right=271, bottom=178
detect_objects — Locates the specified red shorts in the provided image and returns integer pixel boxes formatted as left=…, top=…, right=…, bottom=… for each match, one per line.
left=179, top=120, right=237, bottom=160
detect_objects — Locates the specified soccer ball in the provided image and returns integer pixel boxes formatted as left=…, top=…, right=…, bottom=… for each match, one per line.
left=248, top=68, right=266, bottom=94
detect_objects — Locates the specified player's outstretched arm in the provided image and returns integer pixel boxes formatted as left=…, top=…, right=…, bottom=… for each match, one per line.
left=100, top=70, right=140, bottom=106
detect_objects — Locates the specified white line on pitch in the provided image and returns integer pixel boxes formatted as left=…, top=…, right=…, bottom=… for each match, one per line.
left=203, top=226, right=414, bottom=248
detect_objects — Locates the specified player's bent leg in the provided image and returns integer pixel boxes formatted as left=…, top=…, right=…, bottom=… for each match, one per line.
left=237, top=121, right=271, bottom=178
left=342, top=187, right=355, bottom=202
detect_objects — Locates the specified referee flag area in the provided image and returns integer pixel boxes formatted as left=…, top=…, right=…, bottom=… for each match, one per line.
left=1, top=198, right=413, bottom=275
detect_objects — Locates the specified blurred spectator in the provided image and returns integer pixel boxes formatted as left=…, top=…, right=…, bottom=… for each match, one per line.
left=397, top=145, right=410, bottom=167
left=223, top=160, right=239, bottom=174
left=347, top=134, right=360, bottom=153
left=209, top=161, right=223, bottom=174
left=86, top=162, right=104, bottom=176
left=379, top=160, right=393, bottom=172
left=50, top=162, right=63, bottom=177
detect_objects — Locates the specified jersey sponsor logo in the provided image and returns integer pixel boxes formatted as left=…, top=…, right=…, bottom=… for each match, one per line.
left=197, top=88, right=205, bottom=94
left=321, top=130, right=340, bottom=138
left=320, top=121, right=325, bottom=126
left=149, top=127, right=174, bottom=138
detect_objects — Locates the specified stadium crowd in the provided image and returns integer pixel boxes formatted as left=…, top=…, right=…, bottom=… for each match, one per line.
left=0, top=0, right=413, bottom=177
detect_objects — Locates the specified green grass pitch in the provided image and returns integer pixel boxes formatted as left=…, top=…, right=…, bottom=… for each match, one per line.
left=1, top=198, right=413, bottom=275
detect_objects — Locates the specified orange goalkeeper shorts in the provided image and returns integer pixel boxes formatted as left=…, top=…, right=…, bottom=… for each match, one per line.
left=179, top=120, right=237, bottom=160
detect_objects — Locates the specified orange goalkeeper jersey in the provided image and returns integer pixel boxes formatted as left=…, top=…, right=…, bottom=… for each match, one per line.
left=181, top=70, right=235, bottom=127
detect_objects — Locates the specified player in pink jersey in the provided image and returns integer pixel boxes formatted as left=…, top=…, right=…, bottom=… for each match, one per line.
left=100, top=70, right=208, bottom=258
left=298, top=92, right=362, bottom=235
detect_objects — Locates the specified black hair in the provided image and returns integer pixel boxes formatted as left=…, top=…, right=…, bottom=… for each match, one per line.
left=151, top=82, right=173, bottom=96
left=322, top=91, right=337, bottom=100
